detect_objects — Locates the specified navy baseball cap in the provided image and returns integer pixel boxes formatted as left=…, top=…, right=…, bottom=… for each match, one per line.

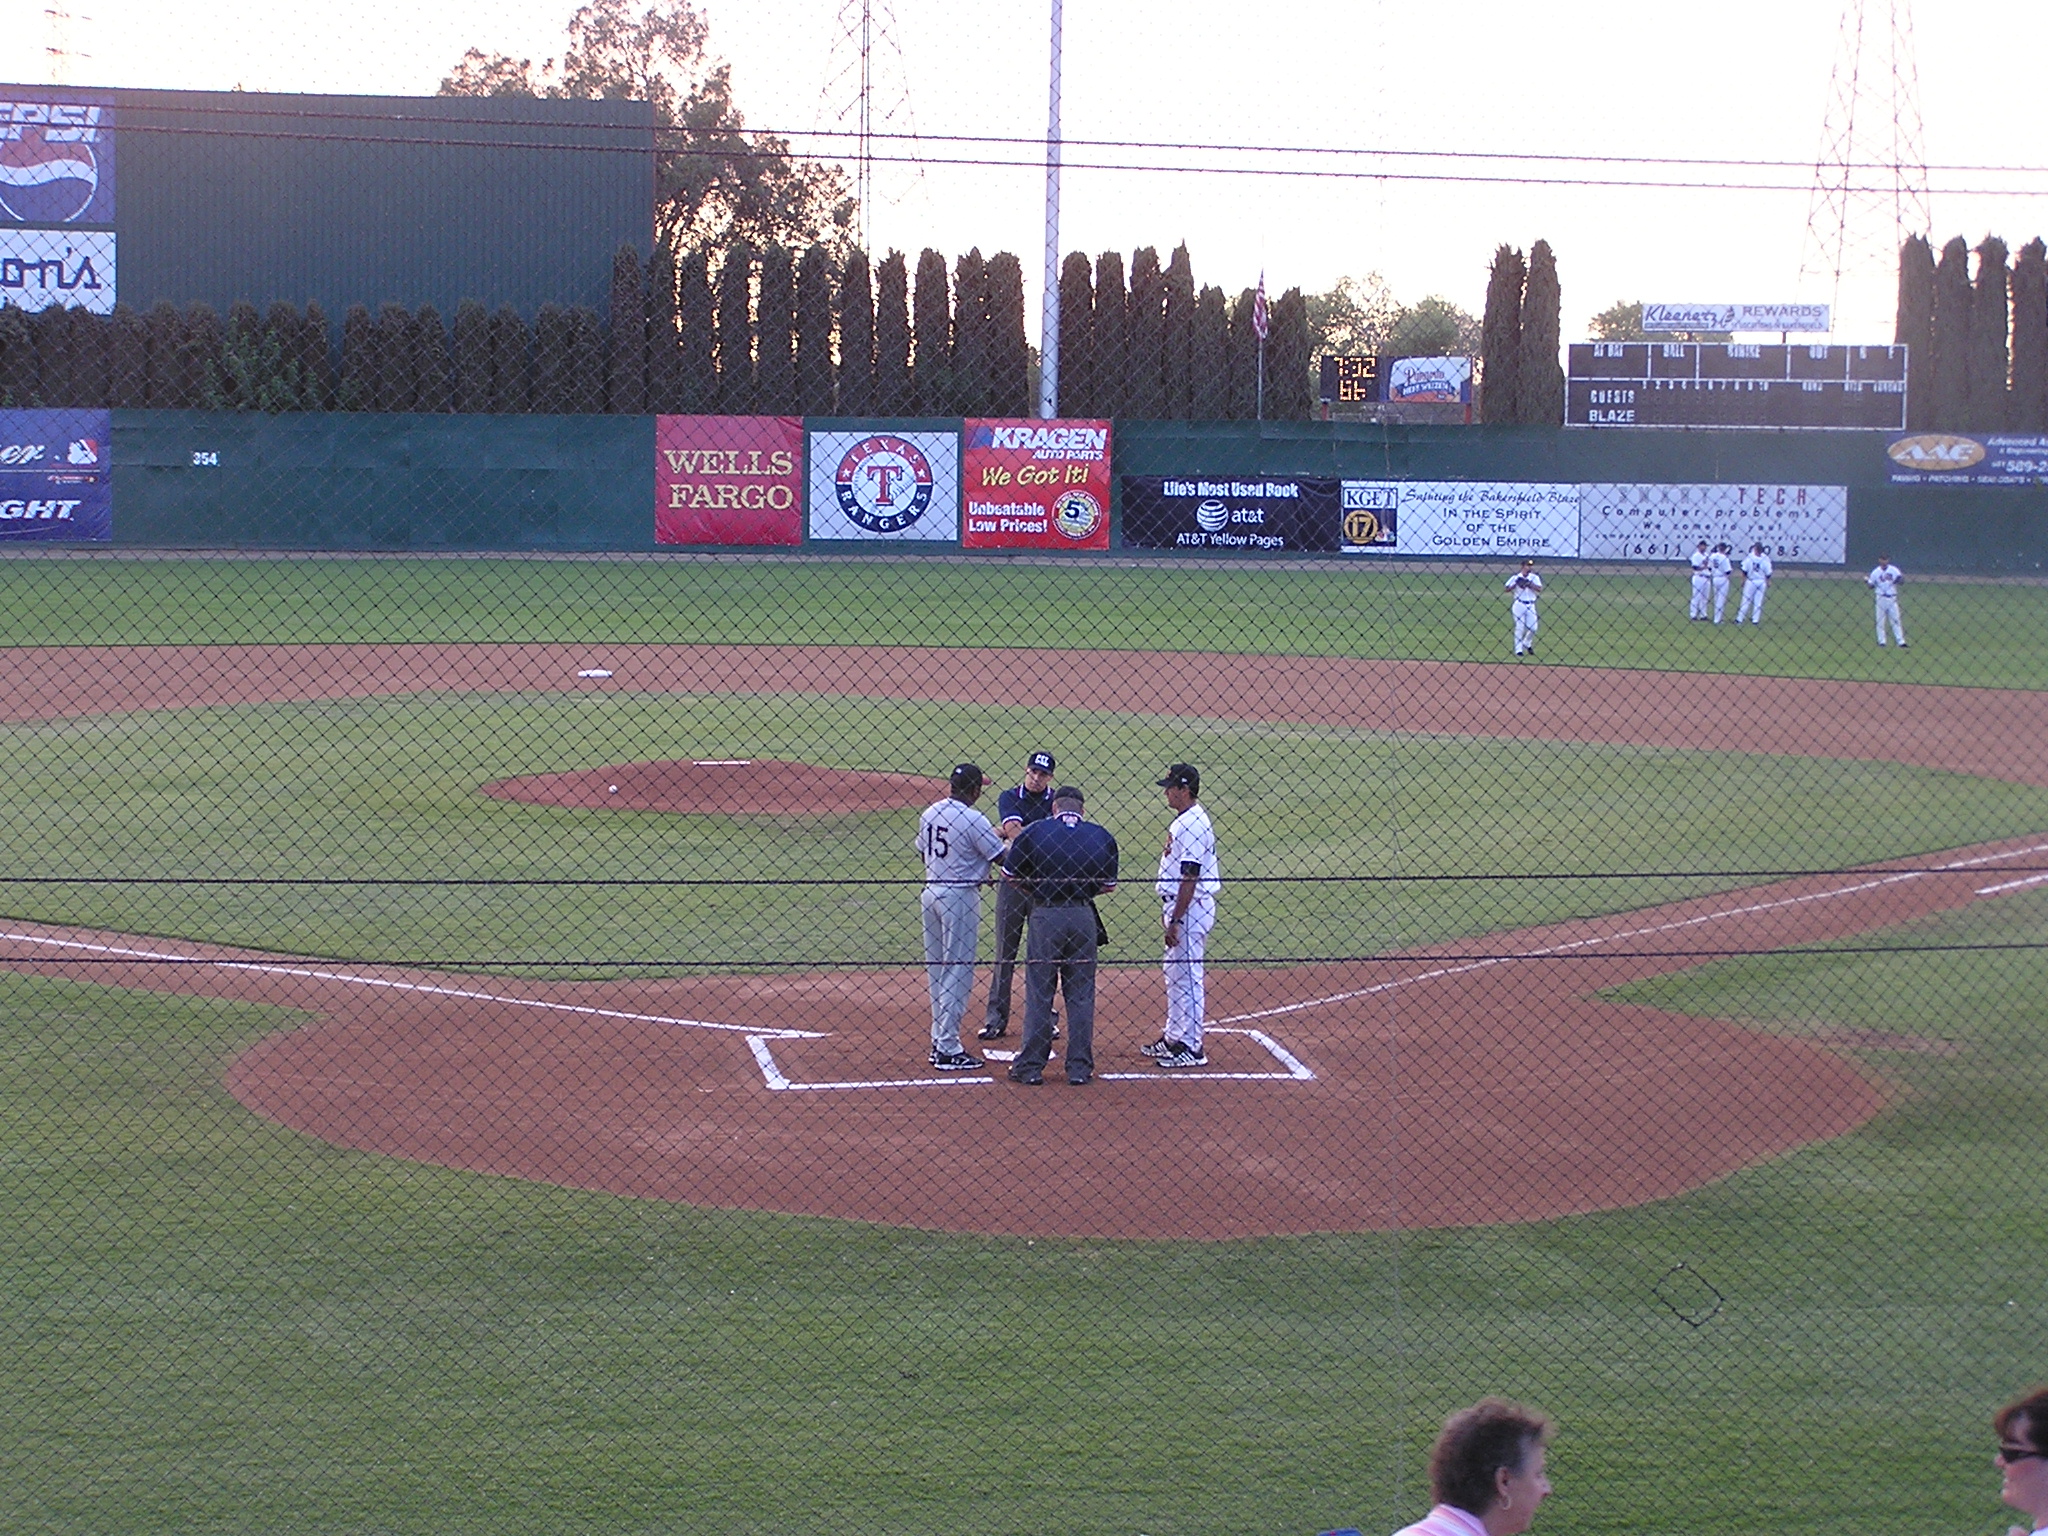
left=1156, top=763, right=1200, bottom=793
left=1051, top=784, right=1084, bottom=806
left=1028, top=751, right=1055, bottom=773
left=950, top=763, right=984, bottom=795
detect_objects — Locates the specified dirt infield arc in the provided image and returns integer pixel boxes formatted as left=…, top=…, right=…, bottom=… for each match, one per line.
left=5, top=643, right=2047, bottom=1239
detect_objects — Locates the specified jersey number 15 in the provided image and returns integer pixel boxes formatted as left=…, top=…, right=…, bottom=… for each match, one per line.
left=921, top=823, right=951, bottom=858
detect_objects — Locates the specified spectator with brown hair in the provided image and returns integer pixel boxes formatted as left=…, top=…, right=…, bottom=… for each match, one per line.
left=1390, top=1397, right=1554, bottom=1536
left=1996, top=1387, right=2048, bottom=1536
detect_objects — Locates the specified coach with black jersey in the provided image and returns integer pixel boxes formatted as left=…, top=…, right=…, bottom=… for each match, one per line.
left=978, top=749, right=1058, bottom=1041
left=1000, top=785, right=1118, bottom=1086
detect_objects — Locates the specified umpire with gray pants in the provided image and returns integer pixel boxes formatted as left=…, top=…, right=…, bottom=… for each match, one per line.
left=979, top=750, right=1058, bottom=1040
left=1001, top=785, right=1118, bottom=1086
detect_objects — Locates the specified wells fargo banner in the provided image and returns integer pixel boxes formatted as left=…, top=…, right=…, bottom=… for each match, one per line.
left=655, top=415, right=802, bottom=546
left=960, top=418, right=1111, bottom=550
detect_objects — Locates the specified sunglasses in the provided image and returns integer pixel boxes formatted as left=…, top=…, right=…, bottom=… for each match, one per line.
left=1998, top=1444, right=2047, bottom=1464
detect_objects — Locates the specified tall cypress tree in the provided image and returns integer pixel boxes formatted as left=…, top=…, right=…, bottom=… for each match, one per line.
left=32, top=305, right=69, bottom=407
left=1932, top=235, right=1972, bottom=430
left=69, top=306, right=110, bottom=407
left=1226, top=287, right=1257, bottom=421
left=756, top=243, right=797, bottom=414
left=796, top=243, right=835, bottom=416
left=911, top=248, right=951, bottom=413
left=453, top=299, right=491, bottom=412
left=373, top=302, right=413, bottom=411
left=838, top=248, right=875, bottom=417
left=337, top=304, right=374, bottom=411
left=1971, top=235, right=2011, bottom=431
left=489, top=306, right=530, bottom=413
left=1516, top=240, right=1564, bottom=426
left=0, top=303, right=31, bottom=407
left=1480, top=244, right=1526, bottom=425
left=677, top=247, right=713, bottom=412
left=1162, top=243, right=1196, bottom=419
left=567, top=306, right=604, bottom=413
left=1895, top=234, right=1937, bottom=430
left=646, top=243, right=682, bottom=413
left=606, top=244, right=647, bottom=414
left=143, top=301, right=182, bottom=407
left=1125, top=247, right=1165, bottom=419
left=1268, top=286, right=1312, bottom=420
left=109, top=302, right=148, bottom=407
left=1055, top=251, right=1094, bottom=417
left=299, top=302, right=333, bottom=410
left=2010, top=238, right=2048, bottom=433
left=532, top=303, right=571, bottom=413
left=715, top=246, right=754, bottom=414
left=1191, top=284, right=1228, bottom=420
left=1093, top=251, right=1128, bottom=419
left=874, top=250, right=910, bottom=415
left=951, top=248, right=988, bottom=416
left=985, top=252, right=1029, bottom=417
left=262, top=303, right=302, bottom=409
left=413, top=305, right=454, bottom=413
left=182, top=303, right=226, bottom=410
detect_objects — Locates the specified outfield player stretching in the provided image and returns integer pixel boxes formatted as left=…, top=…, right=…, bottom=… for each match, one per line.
left=1688, top=540, right=1711, bottom=620
left=1735, top=542, right=1772, bottom=624
left=1868, top=556, right=1907, bottom=647
left=1507, top=560, right=1542, bottom=656
left=978, top=749, right=1058, bottom=1041
left=1144, top=763, right=1221, bottom=1070
left=917, top=764, right=1006, bottom=1071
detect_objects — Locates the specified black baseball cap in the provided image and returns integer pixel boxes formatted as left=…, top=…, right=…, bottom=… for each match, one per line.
left=1027, top=750, right=1055, bottom=773
left=1156, top=763, right=1200, bottom=793
left=950, top=763, right=984, bottom=795
left=1051, top=784, right=1084, bottom=807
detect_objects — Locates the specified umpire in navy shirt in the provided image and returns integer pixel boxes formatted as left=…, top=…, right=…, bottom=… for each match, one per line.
left=978, top=749, right=1058, bottom=1040
left=1001, top=785, right=1118, bottom=1086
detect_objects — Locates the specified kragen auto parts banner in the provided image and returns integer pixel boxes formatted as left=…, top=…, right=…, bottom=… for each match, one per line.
left=1121, top=476, right=1341, bottom=553
left=961, top=419, right=1111, bottom=550
left=0, top=407, right=110, bottom=540
left=656, top=415, right=802, bottom=545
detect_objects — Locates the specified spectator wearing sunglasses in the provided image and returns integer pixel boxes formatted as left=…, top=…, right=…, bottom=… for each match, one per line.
left=2000, top=1390, right=2048, bottom=1536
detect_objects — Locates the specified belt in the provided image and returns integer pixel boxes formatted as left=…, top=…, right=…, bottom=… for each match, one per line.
left=1036, top=899, right=1091, bottom=908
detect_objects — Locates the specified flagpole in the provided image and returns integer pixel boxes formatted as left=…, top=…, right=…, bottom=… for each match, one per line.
left=1035, top=0, right=1063, bottom=419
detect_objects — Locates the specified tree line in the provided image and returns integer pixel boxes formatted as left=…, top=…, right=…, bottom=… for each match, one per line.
left=1477, top=240, right=1564, bottom=425
left=0, top=241, right=1314, bottom=421
left=1896, top=234, right=2048, bottom=433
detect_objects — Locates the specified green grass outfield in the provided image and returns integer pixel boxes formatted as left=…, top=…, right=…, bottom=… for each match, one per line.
left=1, top=553, right=2044, bottom=687
left=2, top=553, right=2045, bottom=1533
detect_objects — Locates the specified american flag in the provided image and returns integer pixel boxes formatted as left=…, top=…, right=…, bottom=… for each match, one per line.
left=1252, top=272, right=1269, bottom=341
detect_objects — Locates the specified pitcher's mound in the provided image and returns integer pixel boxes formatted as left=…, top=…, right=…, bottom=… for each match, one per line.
left=482, top=758, right=945, bottom=815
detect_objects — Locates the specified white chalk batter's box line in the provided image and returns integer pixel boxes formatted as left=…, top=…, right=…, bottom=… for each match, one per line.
left=747, top=1026, right=1315, bottom=1092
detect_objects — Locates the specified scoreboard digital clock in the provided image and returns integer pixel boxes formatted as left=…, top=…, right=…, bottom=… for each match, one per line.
left=1566, top=342, right=1908, bottom=429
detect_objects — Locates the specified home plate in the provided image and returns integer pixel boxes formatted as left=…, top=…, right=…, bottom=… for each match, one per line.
left=576, top=668, right=613, bottom=678
left=693, top=759, right=753, bottom=766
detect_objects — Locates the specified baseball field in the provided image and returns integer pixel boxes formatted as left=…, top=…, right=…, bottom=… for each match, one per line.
left=3, top=553, right=2046, bottom=1535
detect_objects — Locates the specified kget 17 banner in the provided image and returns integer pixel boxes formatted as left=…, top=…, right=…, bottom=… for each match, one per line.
left=655, top=415, right=802, bottom=545
left=960, top=419, right=1111, bottom=550
left=0, top=407, right=110, bottom=541
left=1121, top=475, right=1342, bottom=552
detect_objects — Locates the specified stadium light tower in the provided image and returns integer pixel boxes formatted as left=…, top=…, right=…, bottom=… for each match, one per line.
left=1799, top=0, right=1933, bottom=336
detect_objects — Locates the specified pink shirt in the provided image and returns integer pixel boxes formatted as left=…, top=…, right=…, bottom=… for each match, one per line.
left=1393, top=1505, right=1490, bottom=1536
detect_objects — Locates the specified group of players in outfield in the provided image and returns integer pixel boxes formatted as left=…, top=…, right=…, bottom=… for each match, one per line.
left=1504, top=546, right=1910, bottom=655
left=915, top=752, right=1219, bottom=1086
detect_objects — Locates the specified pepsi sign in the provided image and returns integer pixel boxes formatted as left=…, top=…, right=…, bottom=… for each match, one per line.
left=0, top=98, right=114, bottom=226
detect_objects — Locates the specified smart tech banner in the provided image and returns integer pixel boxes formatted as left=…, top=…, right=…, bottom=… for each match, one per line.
left=960, top=419, right=1111, bottom=550
left=655, top=415, right=802, bottom=545
left=1120, top=475, right=1342, bottom=553
left=807, top=428, right=960, bottom=542
left=0, top=407, right=110, bottom=541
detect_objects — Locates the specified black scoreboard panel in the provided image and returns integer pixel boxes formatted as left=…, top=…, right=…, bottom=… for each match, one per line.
left=1318, top=355, right=1380, bottom=404
left=1566, top=342, right=1908, bottom=428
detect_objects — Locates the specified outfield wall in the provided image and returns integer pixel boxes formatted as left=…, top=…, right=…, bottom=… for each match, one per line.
left=73, top=411, right=2048, bottom=571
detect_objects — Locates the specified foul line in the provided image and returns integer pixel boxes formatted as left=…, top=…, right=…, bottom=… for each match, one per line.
left=0, top=928, right=824, bottom=1040
left=749, top=1025, right=1316, bottom=1091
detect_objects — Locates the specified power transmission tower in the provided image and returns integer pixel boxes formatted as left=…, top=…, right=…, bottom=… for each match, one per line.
left=817, top=0, right=923, bottom=254
left=1800, top=0, right=1933, bottom=335
left=44, top=5, right=92, bottom=85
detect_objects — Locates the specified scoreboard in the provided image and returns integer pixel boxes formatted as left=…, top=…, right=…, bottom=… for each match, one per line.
left=1318, top=355, right=1379, bottom=404
left=1566, top=342, right=1908, bottom=429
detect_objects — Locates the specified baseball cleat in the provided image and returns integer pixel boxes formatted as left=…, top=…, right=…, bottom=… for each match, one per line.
left=1066, top=1071, right=1092, bottom=1086
left=1154, top=1042, right=1209, bottom=1069
left=929, top=1050, right=983, bottom=1071
left=1006, top=1065, right=1044, bottom=1085
left=976, top=1023, right=1007, bottom=1040
left=1138, top=1038, right=1174, bottom=1059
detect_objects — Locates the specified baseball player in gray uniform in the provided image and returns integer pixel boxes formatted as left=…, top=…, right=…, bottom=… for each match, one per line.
left=917, top=763, right=1006, bottom=1070
left=1507, top=559, right=1543, bottom=656
left=1735, top=542, right=1772, bottom=624
left=1868, top=556, right=1907, bottom=646
left=1143, top=764, right=1221, bottom=1070
left=1707, top=543, right=1734, bottom=623
left=1688, top=541, right=1711, bottom=620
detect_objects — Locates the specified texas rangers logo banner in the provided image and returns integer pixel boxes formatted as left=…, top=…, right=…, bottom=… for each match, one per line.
left=0, top=408, right=112, bottom=542
left=1121, top=475, right=1342, bottom=552
left=0, top=97, right=115, bottom=226
left=656, top=415, right=802, bottom=545
left=807, top=428, right=960, bottom=542
left=961, top=419, right=1111, bottom=550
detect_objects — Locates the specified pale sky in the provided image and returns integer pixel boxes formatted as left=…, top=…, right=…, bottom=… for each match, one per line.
left=8, top=0, right=2048, bottom=345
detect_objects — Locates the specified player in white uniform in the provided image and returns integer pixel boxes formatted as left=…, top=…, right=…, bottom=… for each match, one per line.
left=1868, top=557, right=1907, bottom=647
left=1143, top=763, right=1221, bottom=1069
left=916, top=763, right=1006, bottom=1069
left=1506, top=559, right=1542, bottom=655
left=1688, top=540, right=1711, bottom=620
left=1735, top=542, right=1772, bottom=624
left=1706, top=543, right=1734, bottom=623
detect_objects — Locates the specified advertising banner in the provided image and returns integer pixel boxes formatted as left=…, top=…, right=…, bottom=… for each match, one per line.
left=1121, top=476, right=1341, bottom=553
left=960, top=418, right=1111, bottom=550
left=1642, top=302, right=1829, bottom=334
left=1382, top=356, right=1473, bottom=404
left=807, top=428, right=960, bottom=542
left=1342, top=481, right=1580, bottom=558
left=655, top=415, right=802, bottom=545
left=0, top=407, right=111, bottom=541
left=1885, top=432, right=2048, bottom=485
left=1339, top=482, right=1398, bottom=553
left=1578, top=483, right=1846, bottom=564
left=0, top=97, right=115, bottom=226
left=0, top=227, right=114, bottom=314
